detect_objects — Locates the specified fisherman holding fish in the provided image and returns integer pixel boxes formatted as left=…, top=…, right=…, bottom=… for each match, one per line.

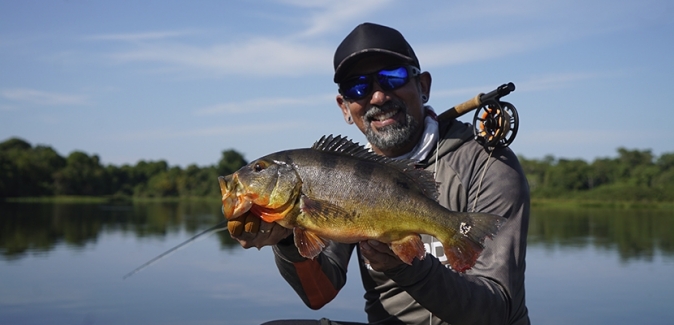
left=226, top=23, right=530, bottom=325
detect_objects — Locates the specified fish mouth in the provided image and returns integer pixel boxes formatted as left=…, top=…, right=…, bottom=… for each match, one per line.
left=218, top=175, right=252, bottom=220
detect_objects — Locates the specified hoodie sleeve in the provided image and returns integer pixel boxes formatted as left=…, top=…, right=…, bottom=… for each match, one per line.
left=387, top=143, right=530, bottom=325
left=272, top=239, right=356, bottom=310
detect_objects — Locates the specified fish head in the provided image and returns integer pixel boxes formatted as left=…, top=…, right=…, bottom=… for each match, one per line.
left=219, top=157, right=302, bottom=223
left=218, top=174, right=249, bottom=220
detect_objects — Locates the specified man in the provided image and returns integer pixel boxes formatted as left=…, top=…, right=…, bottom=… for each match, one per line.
left=230, top=22, right=530, bottom=325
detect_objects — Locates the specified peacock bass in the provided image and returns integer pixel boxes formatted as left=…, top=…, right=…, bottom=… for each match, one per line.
left=218, top=135, right=505, bottom=272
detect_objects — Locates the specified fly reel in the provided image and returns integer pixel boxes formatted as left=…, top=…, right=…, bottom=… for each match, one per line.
left=438, top=82, right=520, bottom=151
left=472, top=99, right=519, bottom=150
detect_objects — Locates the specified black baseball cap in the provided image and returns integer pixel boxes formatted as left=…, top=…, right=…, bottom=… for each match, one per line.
left=333, top=23, right=420, bottom=83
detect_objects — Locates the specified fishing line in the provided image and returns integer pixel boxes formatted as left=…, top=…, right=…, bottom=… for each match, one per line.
left=122, top=219, right=229, bottom=280
left=433, top=137, right=439, bottom=179
left=471, top=149, right=495, bottom=213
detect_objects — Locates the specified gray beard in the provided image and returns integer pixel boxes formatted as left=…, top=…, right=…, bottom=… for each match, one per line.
left=364, top=100, right=421, bottom=152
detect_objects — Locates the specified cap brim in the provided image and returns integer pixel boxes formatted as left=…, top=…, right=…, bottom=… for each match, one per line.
left=333, top=49, right=415, bottom=83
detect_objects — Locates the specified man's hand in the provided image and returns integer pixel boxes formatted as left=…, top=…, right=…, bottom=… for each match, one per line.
left=228, top=212, right=293, bottom=249
left=359, top=240, right=405, bottom=272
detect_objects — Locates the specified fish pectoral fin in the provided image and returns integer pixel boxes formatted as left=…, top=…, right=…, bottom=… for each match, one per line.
left=390, top=235, right=426, bottom=265
left=293, top=227, right=329, bottom=259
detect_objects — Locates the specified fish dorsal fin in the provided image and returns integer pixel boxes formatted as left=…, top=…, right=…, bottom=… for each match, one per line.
left=311, top=135, right=439, bottom=200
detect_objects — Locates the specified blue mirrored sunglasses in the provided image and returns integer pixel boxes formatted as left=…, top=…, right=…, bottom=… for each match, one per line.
left=338, top=65, right=421, bottom=100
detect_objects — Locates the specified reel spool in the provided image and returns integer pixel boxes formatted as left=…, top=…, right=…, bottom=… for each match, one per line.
left=473, top=100, right=519, bottom=150
left=437, top=82, right=520, bottom=152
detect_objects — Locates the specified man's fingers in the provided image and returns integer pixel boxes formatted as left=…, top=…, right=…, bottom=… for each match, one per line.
left=228, top=217, right=244, bottom=236
left=228, top=212, right=261, bottom=237
left=244, top=213, right=260, bottom=233
left=367, top=240, right=396, bottom=256
left=360, top=240, right=405, bottom=272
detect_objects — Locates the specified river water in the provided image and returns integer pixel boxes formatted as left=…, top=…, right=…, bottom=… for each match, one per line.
left=1, top=202, right=672, bottom=325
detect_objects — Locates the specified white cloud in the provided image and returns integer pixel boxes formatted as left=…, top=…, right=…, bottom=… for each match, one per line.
left=0, top=104, right=19, bottom=111
left=85, top=30, right=198, bottom=42
left=417, top=37, right=535, bottom=68
left=111, top=120, right=309, bottom=141
left=90, top=0, right=394, bottom=78
left=436, top=0, right=671, bottom=30
left=0, top=88, right=90, bottom=106
left=289, top=0, right=392, bottom=38
left=417, top=0, right=674, bottom=69
left=432, top=71, right=609, bottom=100
left=432, top=85, right=492, bottom=100
left=516, top=72, right=610, bottom=92
left=514, top=127, right=663, bottom=160
left=194, top=93, right=334, bottom=115
left=107, top=37, right=334, bottom=77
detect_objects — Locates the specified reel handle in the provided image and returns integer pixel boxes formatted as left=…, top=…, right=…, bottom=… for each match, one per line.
left=438, top=82, right=515, bottom=122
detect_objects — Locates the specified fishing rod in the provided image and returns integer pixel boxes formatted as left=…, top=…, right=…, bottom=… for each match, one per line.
left=438, top=82, right=519, bottom=150
left=122, top=219, right=229, bottom=280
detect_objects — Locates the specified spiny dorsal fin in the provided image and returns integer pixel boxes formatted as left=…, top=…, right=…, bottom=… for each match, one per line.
left=311, top=135, right=439, bottom=200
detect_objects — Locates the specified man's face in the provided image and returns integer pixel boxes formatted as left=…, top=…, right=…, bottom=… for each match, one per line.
left=336, top=56, right=430, bottom=157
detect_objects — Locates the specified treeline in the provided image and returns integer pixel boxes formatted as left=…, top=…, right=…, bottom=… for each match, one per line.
left=0, top=137, right=247, bottom=198
left=520, top=148, right=674, bottom=202
left=1, top=137, right=673, bottom=202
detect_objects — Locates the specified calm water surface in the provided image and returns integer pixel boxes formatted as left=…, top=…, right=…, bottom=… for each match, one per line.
left=1, top=202, right=673, bottom=325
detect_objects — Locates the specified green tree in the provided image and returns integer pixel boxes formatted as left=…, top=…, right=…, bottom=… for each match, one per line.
left=588, top=158, right=618, bottom=188
left=217, top=149, right=247, bottom=176
left=653, top=153, right=674, bottom=199
left=0, top=138, right=65, bottom=197
left=105, top=164, right=134, bottom=196
left=615, top=148, right=654, bottom=182
left=131, top=160, right=170, bottom=197
left=656, top=153, right=674, bottom=171
left=0, top=138, right=32, bottom=151
left=179, top=165, right=219, bottom=197
left=544, top=158, right=591, bottom=191
left=519, top=155, right=554, bottom=191
left=145, top=167, right=182, bottom=197
left=53, top=151, right=107, bottom=195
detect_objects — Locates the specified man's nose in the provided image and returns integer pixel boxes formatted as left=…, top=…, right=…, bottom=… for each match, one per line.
left=369, top=83, right=388, bottom=105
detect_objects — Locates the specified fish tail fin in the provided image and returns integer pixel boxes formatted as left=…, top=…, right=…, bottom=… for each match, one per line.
left=390, top=234, right=426, bottom=265
left=441, top=212, right=506, bottom=273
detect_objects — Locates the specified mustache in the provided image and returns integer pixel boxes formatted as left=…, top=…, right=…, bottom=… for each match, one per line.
left=364, top=100, right=406, bottom=121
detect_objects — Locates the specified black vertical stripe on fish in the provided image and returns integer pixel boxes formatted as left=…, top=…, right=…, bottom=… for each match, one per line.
left=395, top=178, right=411, bottom=190
left=353, top=159, right=376, bottom=182
left=319, top=151, right=338, bottom=170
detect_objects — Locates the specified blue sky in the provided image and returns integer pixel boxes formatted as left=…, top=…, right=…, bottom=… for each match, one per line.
left=1, top=0, right=673, bottom=167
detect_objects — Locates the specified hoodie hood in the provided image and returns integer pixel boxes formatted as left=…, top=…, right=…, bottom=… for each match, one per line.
left=420, top=119, right=474, bottom=166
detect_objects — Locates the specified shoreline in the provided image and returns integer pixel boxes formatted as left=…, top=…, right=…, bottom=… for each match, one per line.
left=3, top=196, right=672, bottom=210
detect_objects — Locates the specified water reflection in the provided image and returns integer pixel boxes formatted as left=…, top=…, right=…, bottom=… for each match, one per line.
left=529, top=207, right=674, bottom=261
left=0, top=201, right=239, bottom=260
left=2, top=202, right=672, bottom=261
left=1, top=202, right=673, bottom=325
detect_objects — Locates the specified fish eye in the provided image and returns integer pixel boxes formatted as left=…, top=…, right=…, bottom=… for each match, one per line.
left=253, top=161, right=268, bottom=172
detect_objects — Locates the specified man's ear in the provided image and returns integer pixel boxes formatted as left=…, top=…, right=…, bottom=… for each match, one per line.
left=418, top=71, right=432, bottom=103
left=336, top=95, right=353, bottom=124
